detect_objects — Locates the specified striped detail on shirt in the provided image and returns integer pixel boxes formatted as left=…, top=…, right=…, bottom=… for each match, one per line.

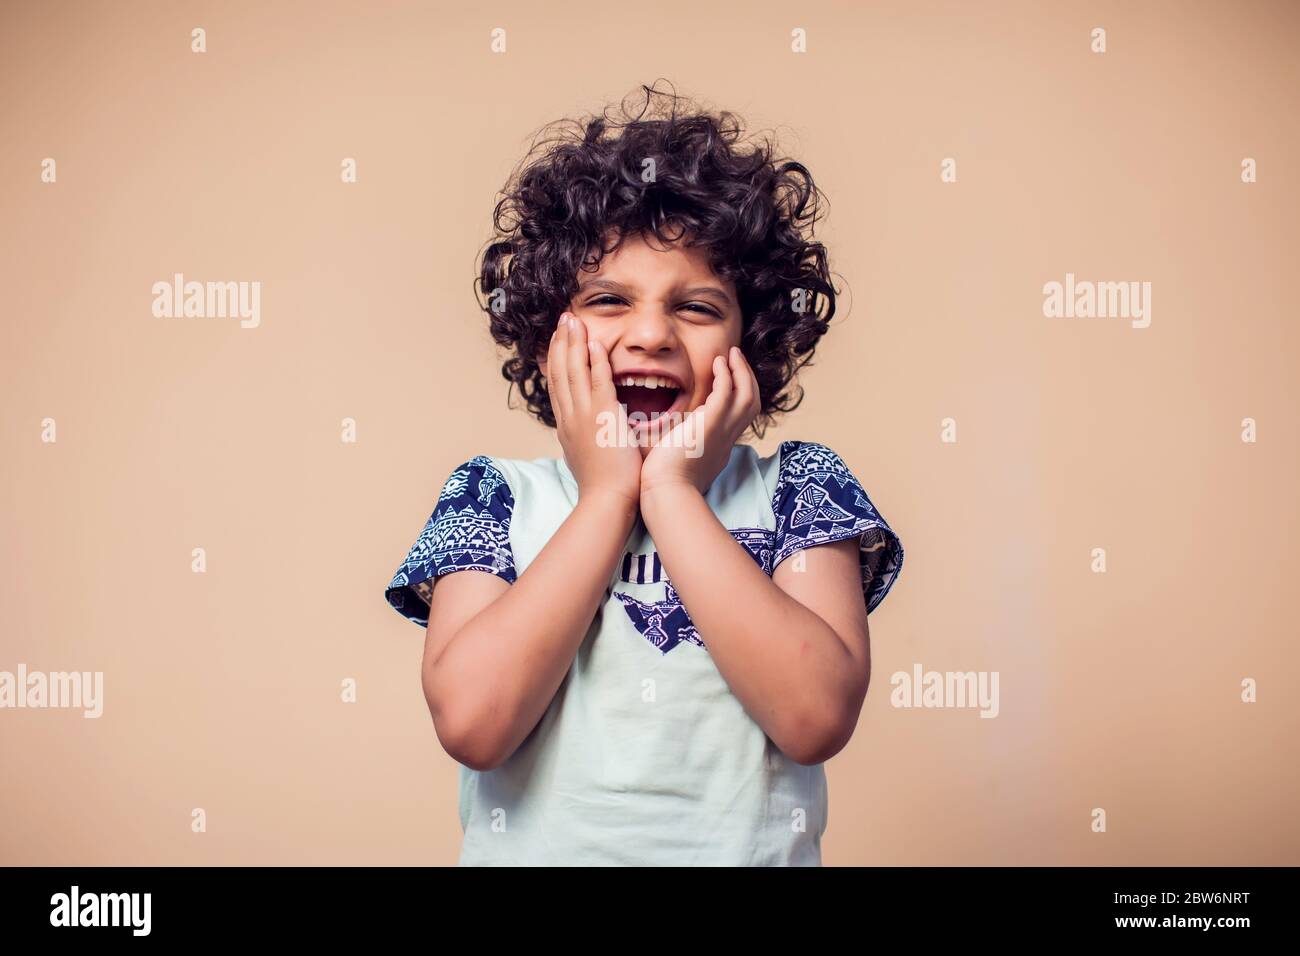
left=620, top=550, right=662, bottom=584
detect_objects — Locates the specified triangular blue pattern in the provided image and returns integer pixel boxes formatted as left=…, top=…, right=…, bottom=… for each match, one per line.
left=789, top=483, right=858, bottom=528
left=385, top=455, right=517, bottom=626
left=614, top=526, right=773, bottom=654
left=615, top=592, right=703, bottom=654
left=770, top=440, right=904, bottom=615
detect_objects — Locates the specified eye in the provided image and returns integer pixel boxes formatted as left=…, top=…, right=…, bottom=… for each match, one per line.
left=586, top=294, right=720, bottom=318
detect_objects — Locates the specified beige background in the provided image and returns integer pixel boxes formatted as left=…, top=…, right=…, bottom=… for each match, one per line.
left=2, top=0, right=1297, bottom=865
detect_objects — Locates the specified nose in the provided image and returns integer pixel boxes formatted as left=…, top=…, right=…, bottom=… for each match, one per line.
left=615, top=302, right=678, bottom=357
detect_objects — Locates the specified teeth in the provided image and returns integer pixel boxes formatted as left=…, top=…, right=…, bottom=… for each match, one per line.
left=618, top=374, right=677, bottom=390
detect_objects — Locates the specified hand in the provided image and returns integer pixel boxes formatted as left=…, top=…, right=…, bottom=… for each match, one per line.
left=544, top=312, right=642, bottom=509
left=639, top=346, right=761, bottom=497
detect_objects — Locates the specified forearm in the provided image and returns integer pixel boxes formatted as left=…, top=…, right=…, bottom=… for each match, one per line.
left=430, top=490, right=637, bottom=768
left=640, top=482, right=859, bottom=763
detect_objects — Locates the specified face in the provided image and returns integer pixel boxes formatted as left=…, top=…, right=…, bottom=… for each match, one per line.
left=538, top=229, right=743, bottom=451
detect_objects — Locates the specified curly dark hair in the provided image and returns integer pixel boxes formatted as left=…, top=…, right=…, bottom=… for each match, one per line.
left=475, top=80, right=839, bottom=436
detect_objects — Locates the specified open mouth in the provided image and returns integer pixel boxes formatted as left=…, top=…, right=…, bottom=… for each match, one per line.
left=614, top=374, right=683, bottom=426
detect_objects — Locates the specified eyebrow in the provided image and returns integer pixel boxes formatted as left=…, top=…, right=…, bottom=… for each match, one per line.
left=577, top=278, right=734, bottom=307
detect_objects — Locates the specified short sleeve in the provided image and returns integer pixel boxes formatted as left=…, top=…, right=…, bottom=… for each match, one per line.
left=770, top=441, right=904, bottom=615
left=384, top=455, right=517, bottom=627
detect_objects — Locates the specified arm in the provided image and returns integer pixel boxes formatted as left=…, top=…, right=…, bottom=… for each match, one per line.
left=638, top=347, right=872, bottom=765
left=422, top=311, right=642, bottom=771
left=422, top=489, right=636, bottom=771
left=640, top=485, right=869, bottom=765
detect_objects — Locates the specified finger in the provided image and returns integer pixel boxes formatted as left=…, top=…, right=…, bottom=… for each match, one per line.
left=705, top=353, right=733, bottom=412
left=729, top=346, right=760, bottom=422
left=691, top=353, right=731, bottom=443
left=566, top=313, right=593, bottom=410
left=544, top=320, right=560, bottom=425
left=549, top=315, right=573, bottom=425
left=588, top=337, right=617, bottom=409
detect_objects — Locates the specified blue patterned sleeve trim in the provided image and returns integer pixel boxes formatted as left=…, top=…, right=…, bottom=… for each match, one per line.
left=384, top=456, right=517, bottom=627
left=771, top=441, right=904, bottom=615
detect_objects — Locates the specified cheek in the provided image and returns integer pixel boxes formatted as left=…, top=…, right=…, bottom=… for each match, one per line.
left=681, top=366, right=712, bottom=410
left=694, top=350, right=723, bottom=389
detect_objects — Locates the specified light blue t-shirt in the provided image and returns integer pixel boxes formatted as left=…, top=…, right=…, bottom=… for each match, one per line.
left=385, top=440, right=903, bottom=865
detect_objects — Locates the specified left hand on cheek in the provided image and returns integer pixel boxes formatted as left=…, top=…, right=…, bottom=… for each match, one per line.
left=640, top=346, right=761, bottom=496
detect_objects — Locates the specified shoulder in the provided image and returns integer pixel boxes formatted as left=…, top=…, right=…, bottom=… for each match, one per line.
left=775, top=440, right=855, bottom=477
left=758, top=440, right=859, bottom=501
left=763, top=440, right=905, bottom=614
left=442, top=453, right=582, bottom=517
left=473, top=453, right=573, bottom=499
left=438, top=455, right=514, bottom=509
left=765, top=439, right=886, bottom=538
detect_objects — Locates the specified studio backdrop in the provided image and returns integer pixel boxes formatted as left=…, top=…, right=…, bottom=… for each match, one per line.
left=1, top=0, right=1296, bottom=865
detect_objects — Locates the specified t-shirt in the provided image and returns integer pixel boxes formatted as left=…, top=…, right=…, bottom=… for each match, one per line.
left=384, top=440, right=904, bottom=865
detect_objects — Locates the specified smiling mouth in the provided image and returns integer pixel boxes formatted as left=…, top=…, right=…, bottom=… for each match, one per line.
left=615, top=382, right=682, bottom=424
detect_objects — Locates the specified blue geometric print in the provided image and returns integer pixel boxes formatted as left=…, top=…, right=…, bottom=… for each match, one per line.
left=770, top=441, right=903, bottom=614
left=385, top=456, right=516, bottom=626
left=614, top=527, right=771, bottom=655
left=609, top=443, right=902, bottom=654
left=384, top=442, right=902, bottom=640
left=614, top=590, right=703, bottom=654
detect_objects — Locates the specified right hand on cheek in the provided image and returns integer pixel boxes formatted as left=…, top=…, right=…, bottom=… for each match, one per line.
left=545, top=312, right=642, bottom=510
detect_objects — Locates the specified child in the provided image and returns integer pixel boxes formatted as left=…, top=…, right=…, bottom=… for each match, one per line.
left=384, top=83, right=903, bottom=865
